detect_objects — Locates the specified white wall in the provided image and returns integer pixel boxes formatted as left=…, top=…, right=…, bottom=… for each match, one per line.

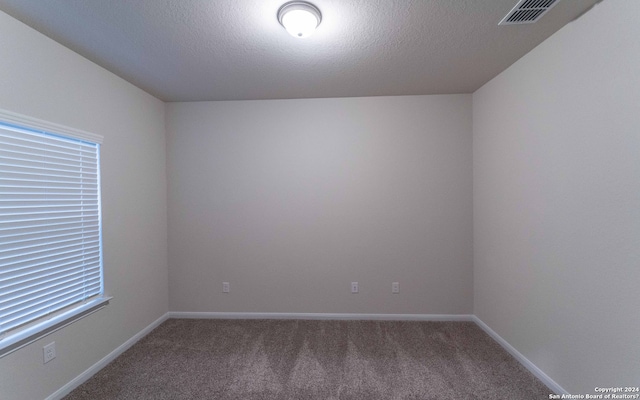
left=167, top=95, right=473, bottom=315
left=0, top=11, right=168, bottom=400
left=473, top=0, right=640, bottom=393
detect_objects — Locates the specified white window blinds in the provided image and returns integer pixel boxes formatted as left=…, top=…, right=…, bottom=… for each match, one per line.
left=0, top=120, right=103, bottom=337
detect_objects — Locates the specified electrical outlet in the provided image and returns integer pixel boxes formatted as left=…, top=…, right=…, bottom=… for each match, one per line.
left=351, top=282, right=359, bottom=294
left=222, top=282, right=230, bottom=293
left=392, top=282, right=400, bottom=294
left=43, top=342, right=56, bottom=364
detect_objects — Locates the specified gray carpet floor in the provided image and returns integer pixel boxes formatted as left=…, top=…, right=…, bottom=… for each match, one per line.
left=65, top=319, right=551, bottom=399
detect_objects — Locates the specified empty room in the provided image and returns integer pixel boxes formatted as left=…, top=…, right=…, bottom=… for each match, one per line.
left=0, top=0, right=638, bottom=399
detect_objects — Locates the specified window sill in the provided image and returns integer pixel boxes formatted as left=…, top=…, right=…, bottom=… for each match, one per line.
left=0, top=296, right=111, bottom=359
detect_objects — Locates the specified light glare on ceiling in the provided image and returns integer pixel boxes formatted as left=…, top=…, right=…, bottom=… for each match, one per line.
left=277, top=1, right=322, bottom=38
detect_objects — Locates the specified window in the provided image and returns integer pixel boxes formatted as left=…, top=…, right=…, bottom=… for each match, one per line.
left=0, top=110, right=109, bottom=357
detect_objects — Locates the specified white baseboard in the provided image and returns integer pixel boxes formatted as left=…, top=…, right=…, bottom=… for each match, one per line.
left=168, top=311, right=474, bottom=321
left=471, top=315, right=567, bottom=395
left=46, top=313, right=169, bottom=400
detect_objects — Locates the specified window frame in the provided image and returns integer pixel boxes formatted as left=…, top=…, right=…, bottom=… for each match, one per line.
left=0, top=109, right=110, bottom=358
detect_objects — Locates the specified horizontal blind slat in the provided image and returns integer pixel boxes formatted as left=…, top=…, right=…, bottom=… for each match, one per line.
left=0, top=158, right=98, bottom=174
left=0, top=209, right=99, bottom=224
left=0, top=125, right=98, bottom=148
left=0, top=145, right=96, bottom=166
left=0, top=133, right=97, bottom=156
left=0, top=228, right=97, bottom=243
left=0, top=256, right=100, bottom=285
left=0, top=234, right=99, bottom=257
left=0, top=225, right=99, bottom=246
left=0, top=176, right=97, bottom=186
left=0, top=284, right=101, bottom=330
left=0, top=280, right=102, bottom=321
left=0, top=244, right=100, bottom=270
left=0, top=153, right=98, bottom=171
left=0, top=274, right=101, bottom=311
left=0, top=204, right=99, bottom=211
left=0, top=267, right=101, bottom=301
left=0, top=217, right=99, bottom=234
left=0, top=185, right=97, bottom=192
left=0, top=170, right=97, bottom=182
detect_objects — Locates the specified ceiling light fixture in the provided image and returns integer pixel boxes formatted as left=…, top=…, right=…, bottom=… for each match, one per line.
left=277, top=1, right=322, bottom=38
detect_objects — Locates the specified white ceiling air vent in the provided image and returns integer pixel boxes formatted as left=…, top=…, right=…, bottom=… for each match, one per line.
left=499, top=0, right=560, bottom=25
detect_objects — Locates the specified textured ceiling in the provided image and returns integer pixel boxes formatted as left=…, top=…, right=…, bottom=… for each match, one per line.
left=0, top=0, right=600, bottom=102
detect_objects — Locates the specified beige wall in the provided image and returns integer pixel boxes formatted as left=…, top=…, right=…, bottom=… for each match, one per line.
left=473, top=0, right=640, bottom=393
left=0, top=11, right=168, bottom=400
left=167, top=95, right=473, bottom=315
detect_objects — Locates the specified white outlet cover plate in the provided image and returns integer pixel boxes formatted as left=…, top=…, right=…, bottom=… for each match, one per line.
left=351, top=282, right=358, bottom=293
left=43, top=342, right=56, bottom=363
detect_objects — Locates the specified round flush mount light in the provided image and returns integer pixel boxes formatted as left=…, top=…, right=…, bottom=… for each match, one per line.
left=277, top=1, right=322, bottom=38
